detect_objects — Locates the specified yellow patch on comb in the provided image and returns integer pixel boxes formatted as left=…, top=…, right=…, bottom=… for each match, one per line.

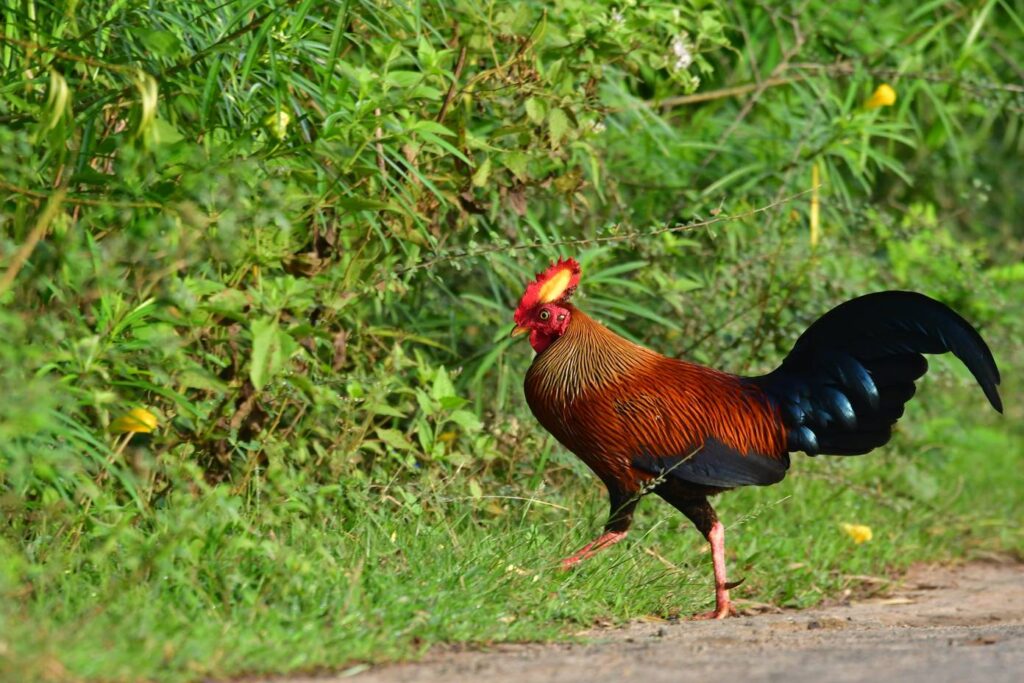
left=515, top=258, right=581, bottom=322
left=536, top=267, right=573, bottom=303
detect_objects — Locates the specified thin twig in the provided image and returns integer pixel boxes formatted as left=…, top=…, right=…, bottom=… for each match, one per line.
left=0, top=35, right=133, bottom=72
left=792, top=61, right=1024, bottom=94
left=0, top=179, right=163, bottom=208
left=438, top=495, right=569, bottom=511
left=391, top=188, right=815, bottom=279
left=457, top=13, right=543, bottom=99
left=437, top=45, right=468, bottom=123
left=643, top=546, right=690, bottom=575
left=0, top=189, right=66, bottom=297
left=656, top=76, right=794, bottom=109
left=374, top=107, right=386, bottom=177
left=646, top=62, right=1024, bottom=113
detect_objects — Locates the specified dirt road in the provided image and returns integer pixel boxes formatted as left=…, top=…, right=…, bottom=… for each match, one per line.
left=276, top=561, right=1024, bottom=683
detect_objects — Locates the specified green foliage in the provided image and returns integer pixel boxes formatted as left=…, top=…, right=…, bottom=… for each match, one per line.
left=1, top=0, right=1022, bottom=681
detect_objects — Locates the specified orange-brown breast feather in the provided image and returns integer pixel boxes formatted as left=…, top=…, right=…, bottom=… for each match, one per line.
left=524, top=306, right=787, bottom=493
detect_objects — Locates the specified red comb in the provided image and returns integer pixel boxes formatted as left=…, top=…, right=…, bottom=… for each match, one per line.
left=514, top=258, right=581, bottom=324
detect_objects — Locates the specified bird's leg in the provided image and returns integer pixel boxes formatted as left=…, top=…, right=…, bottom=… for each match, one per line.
left=559, top=530, right=627, bottom=570
left=560, top=489, right=638, bottom=570
left=662, top=493, right=738, bottom=619
left=696, top=519, right=737, bottom=620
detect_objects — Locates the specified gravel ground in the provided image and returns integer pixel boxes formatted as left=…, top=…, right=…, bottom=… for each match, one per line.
left=265, top=561, right=1024, bottom=683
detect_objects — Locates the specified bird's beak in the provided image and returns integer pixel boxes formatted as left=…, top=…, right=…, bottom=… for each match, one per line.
left=510, top=324, right=529, bottom=338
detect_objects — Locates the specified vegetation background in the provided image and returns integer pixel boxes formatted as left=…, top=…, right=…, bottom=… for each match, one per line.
left=1, top=1, right=1022, bottom=681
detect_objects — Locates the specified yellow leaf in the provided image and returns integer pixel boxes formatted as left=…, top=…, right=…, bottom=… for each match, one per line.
left=841, top=523, right=873, bottom=544
left=110, top=407, right=158, bottom=434
left=865, top=83, right=896, bottom=109
left=133, top=70, right=159, bottom=139
left=810, top=162, right=821, bottom=247
left=264, top=110, right=291, bottom=140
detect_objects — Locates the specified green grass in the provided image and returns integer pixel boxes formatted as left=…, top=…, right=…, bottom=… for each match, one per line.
left=2, top=395, right=1020, bottom=682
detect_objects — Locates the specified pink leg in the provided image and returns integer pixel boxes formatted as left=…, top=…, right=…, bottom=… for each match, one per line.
left=693, top=521, right=737, bottom=619
left=560, top=531, right=628, bottom=570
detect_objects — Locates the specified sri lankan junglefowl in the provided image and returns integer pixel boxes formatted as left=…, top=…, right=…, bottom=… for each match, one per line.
left=511, top=258, right=1001, bottom=619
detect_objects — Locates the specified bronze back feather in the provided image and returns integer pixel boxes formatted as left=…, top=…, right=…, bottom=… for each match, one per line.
left=524, top=305, right=787, bottom=493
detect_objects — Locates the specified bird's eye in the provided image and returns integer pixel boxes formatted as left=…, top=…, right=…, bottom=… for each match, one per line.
left=539, top=309, right=550, bottom=321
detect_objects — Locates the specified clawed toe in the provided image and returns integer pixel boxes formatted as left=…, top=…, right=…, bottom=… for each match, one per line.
left=559, top=556, right=583, bottom=571
left=691, top=605, right=737, bottom=620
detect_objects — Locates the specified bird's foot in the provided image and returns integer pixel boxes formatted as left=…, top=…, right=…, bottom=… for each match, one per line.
left=559, top=531, right=627, bottom=570
left=691, top=603, right=737, bottom=620
left=691, top=581, right=739, bottom=620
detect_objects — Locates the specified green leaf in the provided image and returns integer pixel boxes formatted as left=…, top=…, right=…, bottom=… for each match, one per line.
left=249, top=318, right=297, bottom=390
left=336, top=197, right=395, bottom=212
left=501, top=151, right=529, bottom=181
left=439, top=396, right=468, bottom=411
left=409, top=120, right=456, bottom=137
left=525, top=97, right=546, bottom=124
left=471, top=157, right=491, bottom=187
left=416, top=129, right=471, bottom=164
left=376, top=427, right=411, bottom=451
left=414, top=418, right=434, bottom=453
left=409, top=85, right=445, bottom=101
left=415, top=389, right=436, bottom=417
left=151, top=117, right=185, bottom=146
left=417, top=37, right=437, bottom=68
left=249, top=317, right=280, bottom=390
left=369, top=403, right=406, bottom=418
left=134, top=28, right=181, bottom=57
left=548, top=108, right=571, bottom=148
left=431, top=366, right=457, bottom=401
left=179, top=368, right=228, bottom=394
left=448, top=410, right=481, bottom=432
left=386, top=70, right=422, bottom=88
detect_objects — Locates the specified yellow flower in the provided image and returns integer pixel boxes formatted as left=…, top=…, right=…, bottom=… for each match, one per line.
left=865, top=84, right=896, bottom=109
left=110, top=407, right=158, bottom=434
left=841, top=523, right=873, bottom=544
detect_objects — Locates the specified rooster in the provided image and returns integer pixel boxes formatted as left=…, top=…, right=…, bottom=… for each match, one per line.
left=511, top=258, right=1002, bottom=619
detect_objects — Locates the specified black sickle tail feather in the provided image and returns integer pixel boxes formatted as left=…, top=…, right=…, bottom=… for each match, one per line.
left=750, top=291, right=1002, bottom=456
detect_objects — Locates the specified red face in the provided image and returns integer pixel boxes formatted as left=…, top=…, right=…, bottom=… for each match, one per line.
left=514, top=302, right=572, bottom=354
left=512, top=257, right=581, bottom=354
